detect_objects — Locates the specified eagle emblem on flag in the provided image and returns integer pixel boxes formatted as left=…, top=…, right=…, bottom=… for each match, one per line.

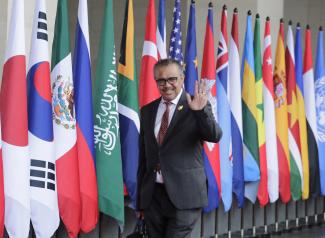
left=52, top=75, right=75, bottom=129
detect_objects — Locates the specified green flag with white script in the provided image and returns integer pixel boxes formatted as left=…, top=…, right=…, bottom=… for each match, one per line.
left=93, top=0, right=124, bottom=224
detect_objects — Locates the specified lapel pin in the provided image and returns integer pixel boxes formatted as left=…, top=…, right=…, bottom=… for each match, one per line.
left=177, top=105, right=183, bottom=111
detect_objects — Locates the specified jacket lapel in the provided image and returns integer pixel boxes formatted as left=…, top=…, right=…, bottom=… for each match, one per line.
left=150, top=99, right=160, bottom=145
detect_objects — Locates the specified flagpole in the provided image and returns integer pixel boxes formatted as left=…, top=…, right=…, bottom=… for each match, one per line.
left=285, top=202, right=289, bottom=231
left=228, top=211, right=231, bottom=238
left=305, top=199, right=309, bottom=226
left=314, top=197, right=318, bottom=225
left=295, top=201, right=299, bottom=228
left=227, top=172, right=232, bottom=237
left=323, top=195, right=325, bottom=223
left=264, top=205, right=268, bottom=235
left=241, top=202, right=244, bottom=237
left=215, top=208, right=218, bottom=237
left=252, top=204, right=256, bottom=237
left=275, top=201, right=279, bottom=234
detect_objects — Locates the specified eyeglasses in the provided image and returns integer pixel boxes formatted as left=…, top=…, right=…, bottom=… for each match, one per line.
left=155, top=76, right=178, bottom=86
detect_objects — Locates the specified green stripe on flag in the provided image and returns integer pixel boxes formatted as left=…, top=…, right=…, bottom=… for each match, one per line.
left=118, top=74, right=139, bottom=111
left=51, top=0, right=70, bottom=69
left=290, top=153, right=302, bottom=200
left=117, top=0, right=138, bottom=112
left=242, top=102, right=259, bottom=164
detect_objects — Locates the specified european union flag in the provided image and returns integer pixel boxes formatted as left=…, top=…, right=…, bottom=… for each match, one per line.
left=184, top=1, right=198, bottom=95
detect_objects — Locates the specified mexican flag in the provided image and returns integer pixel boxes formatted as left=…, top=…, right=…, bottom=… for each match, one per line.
left=51, top=0, right=81, bottom=236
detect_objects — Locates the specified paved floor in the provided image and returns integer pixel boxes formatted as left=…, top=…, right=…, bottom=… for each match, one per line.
left=271, top=225, right=325, bottom=238
left=218, top=223, right=325, bottom=238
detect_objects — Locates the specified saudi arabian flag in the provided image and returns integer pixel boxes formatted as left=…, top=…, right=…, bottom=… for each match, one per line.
left=93, top=0, right=124, bottom=224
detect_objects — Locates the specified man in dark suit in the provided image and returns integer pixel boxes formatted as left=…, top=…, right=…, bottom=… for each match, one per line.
left=137, top=59, right=222, bottom=238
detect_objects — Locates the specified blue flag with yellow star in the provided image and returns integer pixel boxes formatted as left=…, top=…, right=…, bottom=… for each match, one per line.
left=184, top=1, right=198, bottom=95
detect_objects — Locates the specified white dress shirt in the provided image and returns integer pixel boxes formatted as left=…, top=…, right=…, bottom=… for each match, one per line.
left=154, top=89, right=183, bottom=183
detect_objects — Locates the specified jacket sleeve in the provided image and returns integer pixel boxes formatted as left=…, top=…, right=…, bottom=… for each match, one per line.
left=136, top=109, right=146, bottom=210
left=193, top=101, right=222, bottom=143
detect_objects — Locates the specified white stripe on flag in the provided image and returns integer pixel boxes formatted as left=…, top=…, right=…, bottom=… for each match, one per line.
left=303, top=69, right=318, bottom=137
left=3, top=141, right=30, bottom=237
left=157, top=28, right=167, bottom=59
left=229, top=37, right=243, bottom=135
left=5, top=0, right=25, bottom=61
left=142, top=40, right=158, bottom=60
left=263, top=35, right=271, bottom=52
left=263, top=85, right=279, bottom=202
left=288, top=130, right=304, bottom=189
left=51, top=54, right=77, bottom=159
left=78, top=0, right=90, bottom=54
left=118, top=103, right=140, bottom=132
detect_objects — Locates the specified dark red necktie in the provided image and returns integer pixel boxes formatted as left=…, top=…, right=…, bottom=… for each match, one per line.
left=157, top=102, right=170, bottom=145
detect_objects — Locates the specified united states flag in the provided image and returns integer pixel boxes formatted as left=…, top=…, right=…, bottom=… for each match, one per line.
left=168, top=0, right=183, bottom=64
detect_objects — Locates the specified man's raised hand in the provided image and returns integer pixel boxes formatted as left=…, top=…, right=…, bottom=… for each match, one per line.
left=186, top=79, right=208, bottom=111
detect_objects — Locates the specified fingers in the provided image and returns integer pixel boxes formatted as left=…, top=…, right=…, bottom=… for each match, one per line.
left=192, top=79, right=208, bottom=101
left=194, top=80, right=199, bottom=97
left=197, top=79, right=207, bottom=95
left=199, top=78, right=207, bottom=95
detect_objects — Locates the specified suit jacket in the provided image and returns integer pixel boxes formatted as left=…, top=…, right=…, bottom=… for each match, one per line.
left=137, top=91, right=222, bottom=210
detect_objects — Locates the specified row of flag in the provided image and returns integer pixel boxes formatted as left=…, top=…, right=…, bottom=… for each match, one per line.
left=1, top=0, right=104, bottom=237
left=0, top=0, right=143, bottom=236
left=140, top=0, right=325, bottom=215
left=1, top=0, right=325, bottom=237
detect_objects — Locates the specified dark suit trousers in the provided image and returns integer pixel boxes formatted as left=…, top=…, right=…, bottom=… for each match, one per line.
left=144, top=183, right=201, bottom=238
